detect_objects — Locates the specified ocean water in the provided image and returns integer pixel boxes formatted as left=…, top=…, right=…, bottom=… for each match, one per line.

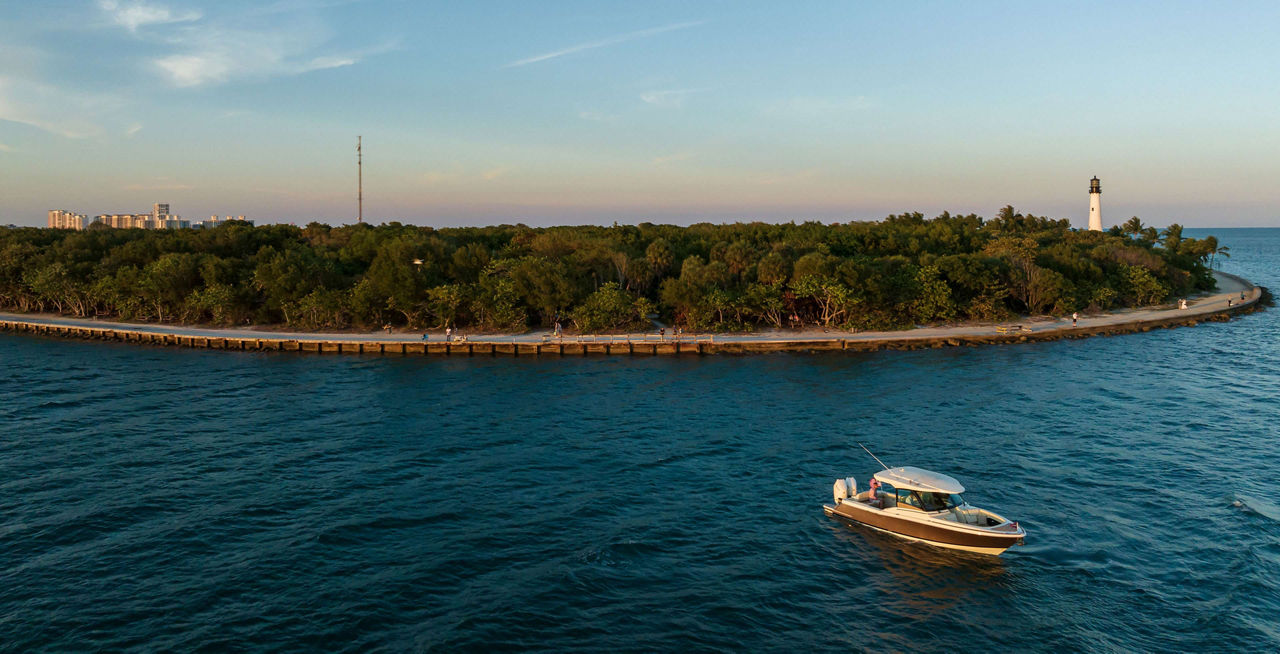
left=2, top=228, right=1278, bottom=653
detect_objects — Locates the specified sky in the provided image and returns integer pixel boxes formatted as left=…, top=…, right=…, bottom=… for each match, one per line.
left=2, top=0, right=1279, bottom=228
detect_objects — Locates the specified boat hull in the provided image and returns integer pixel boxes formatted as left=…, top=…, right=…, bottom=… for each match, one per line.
left=824, top=502, right=1023, bottom=556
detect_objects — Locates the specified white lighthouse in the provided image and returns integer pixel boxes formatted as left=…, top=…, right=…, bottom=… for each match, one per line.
left=1088, top=176, right=1102, bottom=231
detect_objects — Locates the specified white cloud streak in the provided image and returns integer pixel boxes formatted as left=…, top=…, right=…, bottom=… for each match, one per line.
left=0, top=75, right=122, bottom=138
left=152, top=30, right=384, bottom=87
left=639, top=88, right=706, bottom=108
left=95, top=1, right=391, bottom=87
left=98, top=0, right=201, bottom=32
left=0, top=142, right=14, bottom=153
left=504, top=20, right=704, bottom=68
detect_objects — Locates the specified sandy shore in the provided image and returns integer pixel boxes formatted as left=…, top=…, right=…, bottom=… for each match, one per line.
left=0, top=271, right=1262, bottom=351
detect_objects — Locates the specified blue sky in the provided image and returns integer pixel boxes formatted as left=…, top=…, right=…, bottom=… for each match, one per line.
left=2, top=1, right=1278, bottom=227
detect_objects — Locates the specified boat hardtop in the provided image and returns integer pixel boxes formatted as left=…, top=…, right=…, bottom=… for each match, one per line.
left=873, top=466, right=964, bottom=494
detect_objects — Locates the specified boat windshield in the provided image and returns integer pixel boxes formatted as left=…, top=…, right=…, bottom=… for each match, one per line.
left=898, top=490, right=965, bottom=511
left=928, top=492, right=965, bottom=510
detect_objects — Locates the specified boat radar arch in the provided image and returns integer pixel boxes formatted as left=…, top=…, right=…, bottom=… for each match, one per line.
left=872, top=466, right=965, bottom=494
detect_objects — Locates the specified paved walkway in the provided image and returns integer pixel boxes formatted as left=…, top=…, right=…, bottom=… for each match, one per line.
left=0, top=271, right=1260, bottom=345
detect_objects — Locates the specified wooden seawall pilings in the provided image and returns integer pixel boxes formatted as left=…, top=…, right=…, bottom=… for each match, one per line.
left=0, top=322, right=714, bottom=356
left=0, top=293, right=1264, bottom=357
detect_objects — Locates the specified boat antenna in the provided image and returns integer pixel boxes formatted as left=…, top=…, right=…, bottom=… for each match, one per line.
left=858, top=443, right=891, bottom=471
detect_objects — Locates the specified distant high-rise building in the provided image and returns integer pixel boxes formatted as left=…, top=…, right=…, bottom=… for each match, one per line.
left=50, top=203, right=236, bottom=230
left=47, top=209, right=86, bottom=230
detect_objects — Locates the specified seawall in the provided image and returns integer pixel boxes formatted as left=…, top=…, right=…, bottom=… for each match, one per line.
left=0, top=277, right=1264, bottom=357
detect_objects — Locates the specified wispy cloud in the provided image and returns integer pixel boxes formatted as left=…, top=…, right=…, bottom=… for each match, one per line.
left=155, top=49, right=357, bottom=87
left=96, top=1, right=394, bottom=87
left=504, top=21, right=704, bottom=68
left=652, top=152, right=695, bottom=165
left=0, top=75, right=122, bottom=138
left=640, top=88, right=706, bottom=108
left=151, top=33, right=391, bottom=88
left=125, top=123, right=143, bottom=137
left=0, top=142, right=14, bottom=153
left=99, top=0, right=201, bottom=32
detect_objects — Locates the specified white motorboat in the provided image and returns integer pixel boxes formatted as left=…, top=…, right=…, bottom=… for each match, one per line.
left=824, top=459, right=1027, bottom=556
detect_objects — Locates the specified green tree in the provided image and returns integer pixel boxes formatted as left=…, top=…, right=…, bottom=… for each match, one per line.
left=140, top=253, right=201, bottom=321
left=508, top=256, right=577, bottom=325
left=645, top=238, right=674, bottom=276
left=1121, top=265, right=1170, bottom=305
left=909, top=266, right=955, bottom=323
left=571, top=282, right=653, bottom=332
left=472, top=270, right=526, bottom=330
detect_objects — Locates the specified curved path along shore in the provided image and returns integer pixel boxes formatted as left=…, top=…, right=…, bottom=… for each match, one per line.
left=0, top=272, right=1264, bottom=355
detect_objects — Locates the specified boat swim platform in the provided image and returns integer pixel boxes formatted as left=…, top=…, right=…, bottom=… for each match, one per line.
left=0, top=275, right=1265, bottom=357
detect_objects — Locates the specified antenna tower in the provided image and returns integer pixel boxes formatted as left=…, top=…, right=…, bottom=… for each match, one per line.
left=357, top=136, right=363, bottom=223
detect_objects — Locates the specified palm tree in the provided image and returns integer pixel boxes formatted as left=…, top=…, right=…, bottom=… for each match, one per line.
left=1213, top=244, right=1230, bottom=270
left=1160, top=224, right=1184, bottom=253
left=1122, top=216, right=1144, bottom=237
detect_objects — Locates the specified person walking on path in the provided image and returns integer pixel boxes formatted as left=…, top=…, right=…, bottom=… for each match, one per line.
left=1072, top=311, right=1078, bottom=327
left=446, top=326, right=452, bottom=341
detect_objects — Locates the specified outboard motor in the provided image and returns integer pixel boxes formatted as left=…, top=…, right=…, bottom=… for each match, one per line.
left=832, top=477, right=857, bottom=504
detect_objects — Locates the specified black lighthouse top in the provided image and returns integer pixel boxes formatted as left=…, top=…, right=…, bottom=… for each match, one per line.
left=1089, top=176, right=1101, bottom=194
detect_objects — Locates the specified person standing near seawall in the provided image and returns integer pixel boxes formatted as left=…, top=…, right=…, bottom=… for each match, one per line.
left=1072, top=311, right=1078, bottom=327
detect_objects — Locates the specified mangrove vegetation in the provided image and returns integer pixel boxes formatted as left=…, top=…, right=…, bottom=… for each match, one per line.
left=0, top=208, right=1223, bottom=333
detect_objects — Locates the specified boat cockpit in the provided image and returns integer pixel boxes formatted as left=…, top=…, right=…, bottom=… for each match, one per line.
left=859, top=483, right=1009, bottom=528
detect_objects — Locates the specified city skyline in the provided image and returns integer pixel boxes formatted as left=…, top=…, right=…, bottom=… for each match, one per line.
left=46, top=201, right=250, bottom=230
left=3, top=1, right=1280, bottom=228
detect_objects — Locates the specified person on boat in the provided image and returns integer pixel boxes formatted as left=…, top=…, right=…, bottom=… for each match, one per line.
left=867, top=477, right=881, bottom=507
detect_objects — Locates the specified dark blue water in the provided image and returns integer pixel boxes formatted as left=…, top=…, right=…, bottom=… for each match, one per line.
left=3, top=229, right=1279, bottom=652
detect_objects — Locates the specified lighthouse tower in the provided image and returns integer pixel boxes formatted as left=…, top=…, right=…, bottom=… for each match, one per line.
left=1088, top=176, right=1102, bottom=231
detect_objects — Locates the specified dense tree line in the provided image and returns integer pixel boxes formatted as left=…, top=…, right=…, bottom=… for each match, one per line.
left=0, top=208, right=1223, bottom=333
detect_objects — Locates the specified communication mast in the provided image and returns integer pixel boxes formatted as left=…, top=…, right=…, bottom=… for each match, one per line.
left=357, top=136, right=363, bottom=224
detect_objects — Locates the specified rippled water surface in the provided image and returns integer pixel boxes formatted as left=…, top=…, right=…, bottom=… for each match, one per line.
left=3, top=229, right=1279, bottom=652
